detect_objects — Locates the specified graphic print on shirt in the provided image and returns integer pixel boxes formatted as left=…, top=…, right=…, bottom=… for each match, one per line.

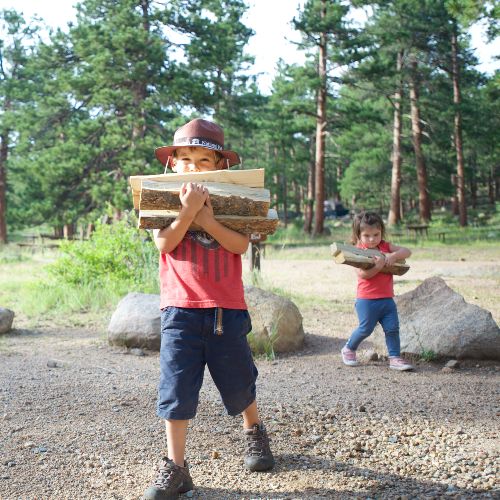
left=187, top=231, right=220, bottom=250
left=171, top=231, right=226, bottom=282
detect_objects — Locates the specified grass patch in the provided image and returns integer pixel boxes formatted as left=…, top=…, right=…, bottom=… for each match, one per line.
left=247, top=330, right=278, bottom=361
left=420, top=349, right=438, bottom=362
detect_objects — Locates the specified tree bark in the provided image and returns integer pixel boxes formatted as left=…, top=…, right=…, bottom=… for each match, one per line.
left=0, top=128, right=8, bottom=245
left=409, top=57, right=431, bottom=222
left=388, top=50, right=404, bottom=226
left=451, top=25, right=467, bottom=226
left=313, top=0, right=327, bottom=236
left=488, top=166, right=496, bottom=205
left=303, top=135, right=315, bottom=234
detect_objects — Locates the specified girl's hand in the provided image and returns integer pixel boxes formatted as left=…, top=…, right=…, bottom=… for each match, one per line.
left=179, top=182, right=208, bottom=219
left=372, top=254, right=386, bottom=270
left=384, top=252, right=398, bottom=267
left=194, top=195, right=215, bottom=228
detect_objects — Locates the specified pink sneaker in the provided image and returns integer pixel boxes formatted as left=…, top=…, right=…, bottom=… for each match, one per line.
left=389, top=356, right=414, bottom=371
left=341, top=346, right=358, bottom=366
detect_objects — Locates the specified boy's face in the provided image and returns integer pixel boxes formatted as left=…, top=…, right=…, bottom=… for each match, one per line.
left=172, top=147, right=219, bottom=173
left=359, top=224, right=382, bottom=249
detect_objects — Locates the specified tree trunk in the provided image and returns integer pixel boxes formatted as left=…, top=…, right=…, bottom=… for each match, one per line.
left=304, top=135, right=315, bottom=234
left=63, top=224, right=75, bottom=239
left=293, top=180, right=301, bottom=214
left=470, top=155, right=477, bottom=209
left=313, top=0, right=327, bottom=236
left=409, top=58, right=431, bottom=222
left=451, top=25, right=467, bottom=226
left=281, top=144, right=288, bottom=228
left=0, top=128, right=9, bottom=245
left=388, top=50, right=404, bottom=226
left=488, top=166, right=496, bottom=205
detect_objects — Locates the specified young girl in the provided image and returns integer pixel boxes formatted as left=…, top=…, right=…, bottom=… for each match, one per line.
left=341, top=211, right=414, bottom=371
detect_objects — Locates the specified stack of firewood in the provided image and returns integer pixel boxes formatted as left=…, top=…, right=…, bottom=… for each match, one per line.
left=129, top=168, right=279, bottom=235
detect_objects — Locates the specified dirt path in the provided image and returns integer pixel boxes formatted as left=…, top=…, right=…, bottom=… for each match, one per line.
left=1, top=257, right=499, bottom=499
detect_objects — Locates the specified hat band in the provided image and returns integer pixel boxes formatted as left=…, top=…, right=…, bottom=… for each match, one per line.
left=173, top=136, right=223, bottom=151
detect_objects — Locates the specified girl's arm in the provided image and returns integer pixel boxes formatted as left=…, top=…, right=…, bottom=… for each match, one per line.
left=385, top=243, right=412, bottom=267
left=356, top=254, right=386, bottom=279
left=194, top=197, right=249, bottom=254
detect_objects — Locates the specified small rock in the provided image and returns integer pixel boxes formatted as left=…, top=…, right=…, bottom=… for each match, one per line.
left=358, top=405, right=366, bottom=412
left=47, top=360, right=61, bottom=368
left=211, top=451, right=220, bottom=459
left=129, top=348, right=145, bottom=357
left=445, top=360, right=460, bottom=369
left=441, top=367, right=454, bottom=373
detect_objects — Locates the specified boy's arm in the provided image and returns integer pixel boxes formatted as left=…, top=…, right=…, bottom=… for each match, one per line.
left=153, top=215, right=194, bottom=254
left=194, top=197, right=250, bottom=254
left=153, top=182, right=208, bottom=254
left=385, top=243, right=412, bottom=267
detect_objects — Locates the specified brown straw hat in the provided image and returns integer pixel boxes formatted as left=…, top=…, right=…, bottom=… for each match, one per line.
left=155, top=118, right=240, bottom=168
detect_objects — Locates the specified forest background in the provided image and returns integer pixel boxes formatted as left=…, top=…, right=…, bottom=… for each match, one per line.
left=0, top=0, right=499, bottom=244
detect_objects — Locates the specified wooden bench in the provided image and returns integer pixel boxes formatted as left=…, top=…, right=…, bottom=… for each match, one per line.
left=406, top=224, right=429, bottom=238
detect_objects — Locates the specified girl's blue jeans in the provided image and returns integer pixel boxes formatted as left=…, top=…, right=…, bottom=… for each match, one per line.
left=346, top=298, right=400, bottom=357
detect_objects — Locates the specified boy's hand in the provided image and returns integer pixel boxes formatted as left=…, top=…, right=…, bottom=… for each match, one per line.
left=179, top=182, right=208, bottom=219
left=194, top=195, right=215, bottom=229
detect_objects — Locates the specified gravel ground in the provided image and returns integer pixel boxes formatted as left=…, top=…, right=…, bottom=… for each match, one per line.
left=1, top=257, right=499, bottom=499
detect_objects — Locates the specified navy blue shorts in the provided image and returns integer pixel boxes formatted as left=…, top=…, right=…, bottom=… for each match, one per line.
left=157, top=307, right=258, bottom=420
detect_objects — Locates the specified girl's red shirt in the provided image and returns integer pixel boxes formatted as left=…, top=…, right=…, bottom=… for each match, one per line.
left=356, top=240, right=394, bottom=299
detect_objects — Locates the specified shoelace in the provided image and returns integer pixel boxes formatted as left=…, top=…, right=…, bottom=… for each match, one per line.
left=153, top=461, right=176, bottom=487
left=247, top=428, right=269, bottom=456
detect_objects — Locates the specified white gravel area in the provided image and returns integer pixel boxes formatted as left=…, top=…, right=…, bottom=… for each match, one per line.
left=1, top=257, right=499, bottom=499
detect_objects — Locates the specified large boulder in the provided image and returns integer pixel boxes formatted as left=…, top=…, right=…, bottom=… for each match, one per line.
left=244, top=285, right=304, bottom=353
left=0, top=307, right=15, bottom=334
left=108, top=288, right=304, bottom=353
left=108, top=293, right=161, bottom=350
left=372, top=277, right=500, bottom=360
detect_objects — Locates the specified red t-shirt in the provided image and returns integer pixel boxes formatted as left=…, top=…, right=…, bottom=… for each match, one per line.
left=159, top=231, right=247, bottom=310
left=356, top=240, right=394, bottom=299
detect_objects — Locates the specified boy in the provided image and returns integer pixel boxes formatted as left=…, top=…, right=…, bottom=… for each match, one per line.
left=143, top=118, right=275, bottom=500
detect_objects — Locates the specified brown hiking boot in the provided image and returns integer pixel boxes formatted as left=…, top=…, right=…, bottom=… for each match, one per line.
left=143, top=457, right=193, bottom=500
left=244, top=423, right=275, bottom=472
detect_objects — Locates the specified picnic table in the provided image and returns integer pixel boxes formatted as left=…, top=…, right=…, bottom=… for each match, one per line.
left=406, top=224, right=429, bottom=238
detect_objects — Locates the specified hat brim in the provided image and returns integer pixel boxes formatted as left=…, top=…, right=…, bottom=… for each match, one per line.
left=155, top=145, right=240, bottom=169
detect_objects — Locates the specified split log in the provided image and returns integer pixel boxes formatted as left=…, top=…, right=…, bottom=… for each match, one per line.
left=140, top=181, right=270, bottom=217
left=331, top=242, right=409, bottom=276
left=129, top=168, right=265, bottom=209
left=139, top=209, right=279, bottom=235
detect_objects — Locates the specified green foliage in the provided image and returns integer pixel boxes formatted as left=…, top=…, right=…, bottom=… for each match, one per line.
left=1, top=0, right=499, bottom=242
left=246, top=320, right=281, bottom=361
left=47, top=219, right=158, bottom=291
left=420, top=349, right=437, bottom=362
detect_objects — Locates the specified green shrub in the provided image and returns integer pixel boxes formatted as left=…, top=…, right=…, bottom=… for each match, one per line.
left=48, top=219, right=158, bottom=290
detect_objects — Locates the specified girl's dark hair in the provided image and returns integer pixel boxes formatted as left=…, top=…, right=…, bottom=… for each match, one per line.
left=351, top=211, right=385, bottom=244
